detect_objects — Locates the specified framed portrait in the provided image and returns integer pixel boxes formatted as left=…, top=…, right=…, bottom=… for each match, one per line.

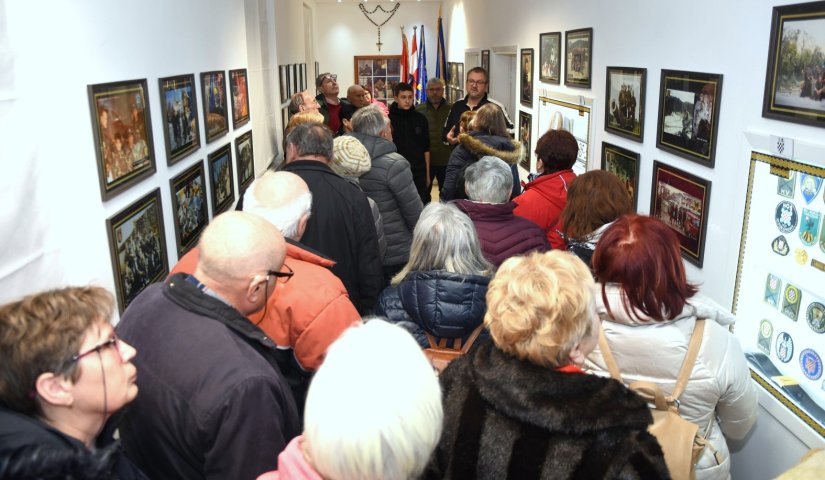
left=301, top=63, right=308, bottom=90
left=169, top=161, right=208, bottom=257
left=354, top=55, right=402, bottom=104
left=158, top=75, right=200, bottom=166
left=762, top=1, right=825, bottom=128
left=656, top=69, right=723, bottom=167
left=88, top=78, right=156, bottom=200
left=539, top=32, right=562, bottom=84
left=229, top=68, right=250, bottom=129
left=200, top=71, right=229, bottom=143
left=649, top=160, right=712, bottom=267
left=604, top=67, right=646, bottom=142
left=520, top=48, right=534, bottom=107
left=564, top=28, right=592, bottom=88
left=519, top=111, right=532, bottom=171
left=291, top=64, right=299, bottom=97
left=315, top=61, right=320, bottom=83
left=481, top=50, right=490, bottom=75
left=601, top=142, right=640, bottom=209
left=235, top=130, right=255, bottom=192
left=208, top=143, right=235, bottom=215
left=279, top=65, right=288, bottom=104
left=106, top=188, right=168, bottom=312
left=282, top=106, right=290, bottom=136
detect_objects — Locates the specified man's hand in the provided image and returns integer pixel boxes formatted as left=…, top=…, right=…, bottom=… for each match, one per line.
left=446, top=126, right=458, bottom=145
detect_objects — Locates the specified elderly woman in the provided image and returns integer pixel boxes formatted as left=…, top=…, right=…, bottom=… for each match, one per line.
left=375, top=202, right=493, bottom=348
left=0, top=287, right=145, bottom=479
left=258, top=319, right=442, bottom=480
left=428, top=251, right=669, bottom=478
left=585, top=215, right=757, bottom=480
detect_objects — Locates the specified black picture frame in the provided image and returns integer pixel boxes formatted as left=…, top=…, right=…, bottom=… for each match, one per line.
left=169, top=161, right=208, bottom=257
left=519, top=111, right=532, bottom=171
left=564, top=28, right=592, bottom=88
left=235, top=130, right=255, bottom=192
left=604, top=66, right=646, bottom=142
left=229, top=68, right=250, bottom=129
left=88, top=78, right=156, bottom=201
left=200, top=70, right=229, bottom=143
left=520, top=48, right=534, bottom=107
left=656, top=69, right=723, bottom=168
left=158, top=74, right=201, bottom=166
left=279, top=65, right=288, bottom=104
left=301, top=63, right=307, bottom=90
left=291, top=64, right=299, bottom=97
left=481, top=50, right=490, bottom=74
left=106, top=188, right=168, bottom=312
left=601, top=142, right=640, bottom=209
left=539, top=31, right=562, bottom=84
left=207, top=143, right=235, bottom=215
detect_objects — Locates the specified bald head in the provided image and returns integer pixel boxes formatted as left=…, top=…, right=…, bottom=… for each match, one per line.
left=243, top=171, right=313, bottom=239
left=347, top=85, right=369, bottom=108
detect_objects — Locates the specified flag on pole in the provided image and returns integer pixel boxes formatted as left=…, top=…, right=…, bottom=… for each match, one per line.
left=417, top=25, right=428, bottom=104
left=400, top=28, right=409, bottom=87
left=409, top=27, right=419, bottom=94
left=436, top=7, right=447, bottom=86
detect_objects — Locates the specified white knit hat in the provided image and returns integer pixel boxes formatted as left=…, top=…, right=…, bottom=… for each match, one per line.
left=331, top=136, right=371, bottom=177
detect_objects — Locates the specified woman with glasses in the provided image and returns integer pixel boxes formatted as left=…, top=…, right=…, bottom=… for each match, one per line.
left=0, top=286, right=146, bottom=479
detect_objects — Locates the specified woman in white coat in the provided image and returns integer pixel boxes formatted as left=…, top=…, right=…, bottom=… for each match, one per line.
left=584, top=214, right=757, bottom=480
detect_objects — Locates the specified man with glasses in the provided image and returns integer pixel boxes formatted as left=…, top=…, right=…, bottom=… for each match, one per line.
left=315, top=72, right=350, bottom=134
left=417, top=77, right=452, bottom=193
left=442, top=67, right=514, bottom=146
left=116, top=212, right=300, bottom=480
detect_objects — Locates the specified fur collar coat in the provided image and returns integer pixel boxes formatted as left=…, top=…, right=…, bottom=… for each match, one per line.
left=441, top=132, right=522, bottom=201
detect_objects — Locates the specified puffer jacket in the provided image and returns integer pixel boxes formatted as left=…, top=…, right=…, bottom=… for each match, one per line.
left=441, top=132, right=522, bottom=201
left=513, top=168, right=577, bottom=250
left=584, top=284, right=758, bottom=480
left=375, top=270, right=490, bottom=348
left=347, top=132, right=423, bottom=266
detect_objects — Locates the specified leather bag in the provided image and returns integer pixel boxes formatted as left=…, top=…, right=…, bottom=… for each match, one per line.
left=424, top=323, right=484, bottom=374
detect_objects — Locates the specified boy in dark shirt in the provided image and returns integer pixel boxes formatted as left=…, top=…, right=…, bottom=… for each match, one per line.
left=389, top=83, right=431, bottom=204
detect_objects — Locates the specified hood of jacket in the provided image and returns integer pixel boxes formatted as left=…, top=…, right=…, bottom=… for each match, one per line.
left=346, top=131, right=397, bottom=161
left=453, top=199, right=517, bottom=220
left=457, top=132, right=522, bottom=165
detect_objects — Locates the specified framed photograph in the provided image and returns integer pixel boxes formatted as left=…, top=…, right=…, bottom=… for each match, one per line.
left=539, top=32, right=562, bottom=84
left=538, top=95, right=593, bottom=174
left=315, top=61, right=320, bottom=84
left=520, top=48, right=534, bottom=107
left=604, top=67, right=646, bottom=142
left=481, top=50, right=490, bottom=74
left=301, top=63, right=307, bottom=90
left=106, top=188, right=168, bottom=312
left=279, top=65, right=288, bottom=103
left=564, top=28, right=592, bottom=88
left=235, top=130, right=255, bottom=192
left=519, top=111, right=532, bottom=171
left=229, top=68, right=250, bottom=129
left=169, top=161, right=208, bottom=257
left=208, top=143, right=235, bottom=215
left=354, top=55, right=402, bottom=105
left=649, top=160, right=711, bottom=267
left=601, top=142, right=640, bottom=209
left=200, top=71, right=228, bottom=143
left=158, top=75, right=200, bottom=166
left=88, top=78, right=156, bottom=200
left=762, top=2, right=825, bottom=128
left=291, top=64, right=299, bottom=97
left=656, top=69, right=723, bottom=167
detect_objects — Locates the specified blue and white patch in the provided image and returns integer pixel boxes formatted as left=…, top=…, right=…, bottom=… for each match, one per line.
left=800, top=173, right=823, bottom=204
left=800, top=349, right=823, bottom=380
left=775, top=201, right=798, bottom=233
left=775, top=332, right=794, bottom=363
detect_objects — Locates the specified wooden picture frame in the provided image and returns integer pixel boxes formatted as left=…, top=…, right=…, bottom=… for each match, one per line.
left=354, top=55, right=402, bottom=103
left=519, top=111, right=532, bottom=171
left=229, top=68, right=250, bottom=129
left=158, top=74, right=200, bottom=166
left=106, top=188, right=168, bottom=312
left=601, top=142, right=640, bottom=209
left=200, top=70, right=229, bottom=143
left=520, top=48, right=534, bottom=107
left=88, top=78, right=156, bottom=200
left=169, top=161, right=208, bottom=257
left=207, top=143, right=235, bottom=215
left=235, top=130, right=255, bottom=192
left=539, top=32, right=562, bottom=84
left=649, top=160, right=712, bottom=267
left=657, top=69, right=723, bottom=167
left=564, top=28, right=592, bottom=88
left=605, top=67, right=646, bottom=142
left=762, top=1, right=825, bottom=128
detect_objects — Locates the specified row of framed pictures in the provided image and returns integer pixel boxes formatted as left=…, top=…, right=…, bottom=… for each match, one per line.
left=89, top=69, right=250, bottom=200
left=279, top=63, right=308, bottom=104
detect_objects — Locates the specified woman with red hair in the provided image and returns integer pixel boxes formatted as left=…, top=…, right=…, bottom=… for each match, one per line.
left=585, top=214, right=756, bottom=480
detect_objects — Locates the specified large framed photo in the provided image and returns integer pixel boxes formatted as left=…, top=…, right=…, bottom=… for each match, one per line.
left=88, top=79, right=156, bottom=200
left=649, top=160, right=711, bottom=267
left=229, top=68, right=250, bottom=129
left=564, top=28, right=592, bottom=88
left=520, top=48, right=534, bottom=107
left=605, top=67, right=646, bottom=142
left=519, top=111, right=532, bottom=171
left=657, top=70, right=722, bottom=167
left=539, top=32, right=561, bottom=84
left=208, top=143, right=235, bottom=215
left=762, top=1, right=825, bottom=128
left=158, top=74, right=200, bottom=166
left=200, top=71, right=228, bottom=143
left=235, top=130, right=255, bottom=192
left=601, top=142, right=640, bottom=209
left=169, top=161, right=208, bottom=257
left=106, top=188, right=168, bottom=312
left=354, top=55, right=402, bottom=105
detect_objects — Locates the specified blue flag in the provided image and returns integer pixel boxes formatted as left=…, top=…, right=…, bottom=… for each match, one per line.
left=418, top=25, right=428, bottom=103
left=436, top=11, right=447, bottom=86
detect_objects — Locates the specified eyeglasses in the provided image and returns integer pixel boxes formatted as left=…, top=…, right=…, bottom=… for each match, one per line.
left=467, top=79, right=487, bottom=86
left=71, top=334, right=121, bottom=363
left=267, top=264, right=294, bottom=284
left=322, top=74, right=338, bottom=83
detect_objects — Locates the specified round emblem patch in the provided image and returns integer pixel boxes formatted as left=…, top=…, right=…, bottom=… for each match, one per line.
left=807, top=302, right=825, bottom=334
left=775, top=201, right=798, bottom=233
left=776, top=332, right=794, bottom=363
left=760, top=319, right=773, bottom=338
left=800, top=349, right=823, bottom=380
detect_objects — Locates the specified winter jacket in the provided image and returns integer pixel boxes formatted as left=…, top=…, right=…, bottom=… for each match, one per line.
left=513, top=168, right=577, bottom=249
left=375, top=270, right=490, bottom=348
left=416, top=98, right=453, bottom=167
left=426, top=342, right=670, bottom=479
left=564, top=221, right=615, bottom=270
left=340, top=176, right=387, bottom=262
left=389, top=102, right=430, bottom=171
left=584, top=285, right=758, bottom=480
left=453, top=199, right=548, bottom=267
left=346, top=132, right=423, bottom=266
left=441, top=132, right=521, bottom=201
left=256, top=436, right=322, bottom=480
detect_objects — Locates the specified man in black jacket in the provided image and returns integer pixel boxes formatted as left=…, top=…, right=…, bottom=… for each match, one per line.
left=390, top=82, right=431, bottom=203
left=442, top=67, right=514, bottom=145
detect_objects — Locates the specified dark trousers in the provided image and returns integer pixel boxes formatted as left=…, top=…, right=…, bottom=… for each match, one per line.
left=430, top=165, right=447, bottom=198
left=413, top=168, right=431, bottom=204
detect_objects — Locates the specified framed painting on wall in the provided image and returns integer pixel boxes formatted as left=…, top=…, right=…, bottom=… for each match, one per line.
left=601, top=142, right=640, bottom=209
left=279, top=65, right=288, bottom=103
left=200, top=71, right=229, bottom=143
left=519, top=111, right=532, bottom=171
left=169, top=161, right=208, bottom=257
left=354, top=55, right=402, bottom=105
left=158, top=74, right=200, bottom=166
left=208, top=143, right=235, bottom=215
left=564, top=28, right=592, bottom=88
left=539, top=31, right=561, bottom=84
left=481, top=49, right=490, bottom=75
left=604, top=66, right=646, bottom=142
left=235, top=130, right=254, bottom=192
left=520, top=48, right=534, bottom=107
left=229, top=68, right=250, bottom=129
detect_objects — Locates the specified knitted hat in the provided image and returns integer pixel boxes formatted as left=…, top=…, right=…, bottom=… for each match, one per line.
left=331, top=136, right=371, bottom=177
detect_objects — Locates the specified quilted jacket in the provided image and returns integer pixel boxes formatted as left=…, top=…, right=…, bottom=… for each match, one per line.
left=441, top=132, right=522, bottom=201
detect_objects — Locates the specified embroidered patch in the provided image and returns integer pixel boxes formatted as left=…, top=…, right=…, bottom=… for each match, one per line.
left=776, top=332, right=794, bottom=363
left=764, top=273, right=782, bottom=307
left=800, top=349, right=823, bottom=380
left=820, top=219, right=825, bottom=254
left=778, top=171, right=796, bottom=198
left=771, top=235, right=790, bottom=256
left=800, top=173, right=823, bottom=204
left=782, top=284, right=802, bottom=320
left=795, top=248, right=809, bottom=266
left=799, top=209, right=821, bottom=247
left=758, top=319, right=773, bottom=355
left=807, top=302, right=825, bottom=334
left=775, top=201, right=798, bottom=233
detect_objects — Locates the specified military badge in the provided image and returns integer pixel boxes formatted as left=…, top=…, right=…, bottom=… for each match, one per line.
left=807, top=302, right=825, bottom=334
left=795, top=248, right=809, bottom=265
left=757, top=319, right=773, bottom=355
left=775, top=332, right=794, bottom=363
left=777, top=171, right=796, bottom=198
left=820, top=219, right=825, bottom=254
left=799, top=173, right=823, bottom=204
left=771, top=235, right=789, bottom=256
left=764, top=273, right=782, bottom=307
left=782, top=284, right=802, bottom=320
left=800, top=349, right=823, bottom=381
left=799, top=209, right=821, bottom=247
left=775, top=201, right=798, bottom=233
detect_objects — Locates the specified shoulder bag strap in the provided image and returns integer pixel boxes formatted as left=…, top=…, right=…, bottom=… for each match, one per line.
left=460, top=323, right=486, bottom=353
left=671, top=319, right=706, bottom=401
left=425, top=323, right=485, bottom=353
left=598, top=324, right=624, bottom=382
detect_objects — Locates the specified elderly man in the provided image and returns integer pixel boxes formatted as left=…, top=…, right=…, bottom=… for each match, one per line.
left=282, top=123, right=383, bottom=314
left=288, top=90, right=321, bottom=115
left=117, top=212, right=301, bottom=480
left=416, top=77, right=452, bottom=191
left=346, top=84, right=370, bottom=108
left=453, top=156, right=548, bottom=266
left=442, top=67, right=514, bottom=145
left=315, top=72, right=349, bottom=133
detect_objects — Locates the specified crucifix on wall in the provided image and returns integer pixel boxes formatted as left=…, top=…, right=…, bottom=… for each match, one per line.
left=358, top=3, right=400, bottom=51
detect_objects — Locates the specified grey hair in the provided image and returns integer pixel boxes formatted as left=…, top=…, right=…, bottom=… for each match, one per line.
left=288, top=92, right=305, bottom=115
left=286, top=123, right=334, bottom=160
left=464, top=156, right=513, bottom=204
left=427, top=77, right=445, bottom=87
left=351, top=105, right=389, bottom=136
left=243, top=185, right=312, bottom=239
left=392, top=203, right=493, bottom=284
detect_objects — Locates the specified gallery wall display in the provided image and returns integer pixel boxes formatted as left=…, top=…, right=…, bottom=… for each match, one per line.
left=208, top=143, right=235, bottom=215
left=279, top=65, right=289, bottom=104
left=235, top=130, right=255, bottom=192
left=105, top=188, right=168, bottom=313
left=158, top=74, right=201, bottom=166
left=301, top=63, right=307, bottom=91
left=537, top=95, right=592, bottom=174
left=604, top=66, right=646, bottom=142
left=229, top=68, right=250, bottom=129
left=564, top=28, right=592, bottom=88
left=291, top=64, right=299, bottom=97
left=656, top=69, right=723, bottom=168
left=447, top=62, right=465, bottom=104
left=169, top=161, right=208, bottom=257
left=519, top=111, right=532, bottom=171
left=355, top=55, right=401, bottom=104
left=200, top=70, right=229, bottom=143
left=539, top=31, right=561, bottom=85
left=601, top=142, right=640, bottom=209
left=649, top=160, right=711, bottom=267
left=520, top=48, right=534, bottom=107
left=762, top=1, right=825, bottom=128
left=88, top=78, right=156, bottom=200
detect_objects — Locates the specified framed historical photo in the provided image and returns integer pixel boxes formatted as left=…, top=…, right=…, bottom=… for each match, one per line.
left=481, top=50, right=490, bottom=75
left=291, top=64, right=299, bottom=97
left=657, top=70, right=722, bottom=167
left=169, top=161, right=208, bottom=257
left=208, top=143, right=235, bottom=215
left=520, top=48, right=534, bottom=107
left=235, top=130, right=255, bottom=192
left=315, top=61, right=320, bottom=83
left=106, top=188, right=168, bottom=312
left=539, top=31, right=562, bottom=84
left=762, top=1, right=825, bottom=128
left=88, top=78, right=156, bottom=200
left=229, top=68, right=250, bottom=129
left=649, top=160, right=711, bottom=267
left=519, top=111, right=532, bottom=171
left=200, top=71, right=228, bottom=143
left=601, top=142, right=640, bottom=209
left=158, top=74, right=200, bottom=166
left=279, top=65, right=288, bottom=104
left=605, top=67, right=646, bottom=142
left=564, top=28, right=592, bottom=88
left=354, top=55, right=402, bottom=105
left=301, top=63, right=307, bottom=90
